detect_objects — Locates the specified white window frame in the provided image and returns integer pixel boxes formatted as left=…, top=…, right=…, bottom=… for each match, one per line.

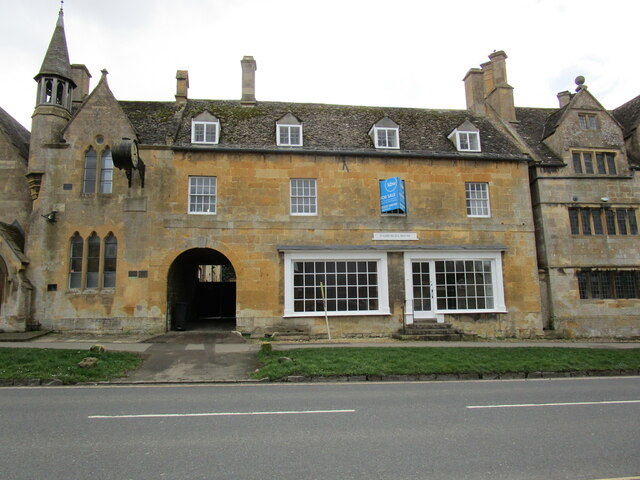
left=454, top=131, right=481, bottom=152
left=188, top=176, right=217, bottom=215
left=277, top=124, right=303, bottom=146
left=283, top=251, right=390, bottom=317
left=465, top=182, right=491, bottom=217
left=403, top=251, right=506, bottom=322
left=191, top=120, right=220, bottom=144
left=373, top=127, right=399, bottom=149
left=290, top=178, right=317, bottom=216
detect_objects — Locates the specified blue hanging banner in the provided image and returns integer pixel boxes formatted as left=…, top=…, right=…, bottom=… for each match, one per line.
left=379, top=177, right=406, bottom=213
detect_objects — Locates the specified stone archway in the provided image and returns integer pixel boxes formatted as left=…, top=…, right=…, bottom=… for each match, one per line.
left=167, top=248, right=236, bottom=331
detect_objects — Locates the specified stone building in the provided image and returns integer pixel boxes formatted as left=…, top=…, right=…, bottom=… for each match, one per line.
left=0, top=9, right=637, bottom=338
left=0, top=105, right=33, bottom=331
left=462, top=55, right=639, bottom=338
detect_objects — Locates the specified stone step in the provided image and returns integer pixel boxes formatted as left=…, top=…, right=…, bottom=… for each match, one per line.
left=405, top=323, right=455, bottom=330
left=392, top=333, right=464, bottom=341
left=401, top=329, right=459, bottom=335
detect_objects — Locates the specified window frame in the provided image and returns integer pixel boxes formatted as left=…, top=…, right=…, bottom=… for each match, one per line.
left=455, top=131, right=481, bottom=152
left=82, top=147, right=98, bottom=194
left=85, top=232, right=101, bottom=289
left=68, top=233, right=84, bottom=289
left=290, top=178, right=317, bottom=216
left=277, top=124, right=303, bottom=147
left=568, top=207, right=638, bottom=236
left=188, top=176, right=217, bottom=215
left=103, top=233, right=117, bottom=289
left=68, top=232, right=117, bottom=291
left=403, top=251, right=506, bottom=319
left=465, top=182, right=491, bottom=217
left=191, top=120, right=220, bottom=145
left=372, top=127, right=400, bottom=149
left=99, top=148, right=113, bottom=194
left=283, top=251, right=390, bottom=317
left=578, top=113, right=598, bottom=130
left=572, top=150, right=617, bottom=175
left=577, top=270, right=640, bottom=300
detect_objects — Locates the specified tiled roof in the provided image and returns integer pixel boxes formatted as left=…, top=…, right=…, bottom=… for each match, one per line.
left=612, top=94, right=640, bottom=138
left=120, top=99, right=526, bottom=160
left=513, top=107, right=563, bottom=165
left=117, top=101, right=182, bottom=145
left=0, top=221, right=28, bottom=264
left=0, top=106, right=30, bottom=161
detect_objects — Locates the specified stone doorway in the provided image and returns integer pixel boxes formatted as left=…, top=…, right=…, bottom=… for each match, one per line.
left=167, top=248, right=236, bottom=331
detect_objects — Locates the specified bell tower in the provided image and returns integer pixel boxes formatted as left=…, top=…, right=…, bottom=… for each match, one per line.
left=27, top=5, right=76, bottom=198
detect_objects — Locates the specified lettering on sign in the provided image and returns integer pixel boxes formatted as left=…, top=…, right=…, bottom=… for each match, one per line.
left=373, top=232, right=418, bottom=241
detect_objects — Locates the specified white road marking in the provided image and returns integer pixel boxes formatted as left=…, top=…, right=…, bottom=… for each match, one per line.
left=89, top=409, right=356, bottom=419
left=467, top=399, right=640, bottom=409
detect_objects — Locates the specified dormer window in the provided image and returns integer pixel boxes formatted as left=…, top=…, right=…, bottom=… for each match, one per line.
left=276, top=114, right=303, bottom=146
left=191, top=111, right=220, bottom=144
left=448, top=120, right=481, bottom=152
left=578, top=113, right=598, bottom=130
left=370, top=118, right=400, bottom=149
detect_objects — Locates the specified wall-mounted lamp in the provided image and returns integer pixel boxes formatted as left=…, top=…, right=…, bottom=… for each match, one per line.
left=41, top=211, right=57, bottom=224
left=600, top=197, right=610, bottom=203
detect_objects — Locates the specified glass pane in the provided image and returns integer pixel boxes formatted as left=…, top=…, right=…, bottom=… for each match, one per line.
left=572, top=153, right=582, bottom=173
left=83, top=148, right=97, bottom=193
left=596, top=153, right=606, bottom=174
left=606, top=153, right=617, bottom=175
left=569, top=208, right=580, bottom=234
left=583, top=153, right=594, bottom=174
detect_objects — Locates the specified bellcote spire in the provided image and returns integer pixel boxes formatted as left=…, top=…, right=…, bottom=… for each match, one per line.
left=36, top=3, right=74, bottom=83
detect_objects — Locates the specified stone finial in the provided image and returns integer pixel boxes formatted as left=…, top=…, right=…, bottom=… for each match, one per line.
left=575, top=76, right=587, bottom=92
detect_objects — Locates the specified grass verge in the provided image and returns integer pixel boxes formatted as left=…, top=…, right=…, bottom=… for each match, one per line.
left=0, top=348, right=142, bottom=384
left=253, top=346, right=640, bottom=380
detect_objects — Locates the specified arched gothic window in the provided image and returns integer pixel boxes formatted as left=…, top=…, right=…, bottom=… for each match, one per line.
left=69, top=233, right=83, bottom=289
left=100, top=149, right=113, bottom=194
left=103, top=233, right=117, bottom=288
left=83, top=148, right=97, bottom=194
left=86, top=233, right=101, bottom=288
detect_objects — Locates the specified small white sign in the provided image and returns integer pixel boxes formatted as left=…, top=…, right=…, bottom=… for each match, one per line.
left=373, top=232, right=418, bottom=241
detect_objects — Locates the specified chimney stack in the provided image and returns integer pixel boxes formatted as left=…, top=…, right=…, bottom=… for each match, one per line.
left=175, top=70, right=189, bottom=104
left=70, top=64, right=91, bottom=106
left=241, top=56, right=257, bottom=106
left=463, top=68, right=485, bottom=117
left=483, top=50, right=516, bottom=122
left=557, top=90, right=571, bottom=108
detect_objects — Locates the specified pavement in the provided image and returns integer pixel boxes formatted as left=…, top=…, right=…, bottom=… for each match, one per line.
left=0, top=330, right=638, bottom=384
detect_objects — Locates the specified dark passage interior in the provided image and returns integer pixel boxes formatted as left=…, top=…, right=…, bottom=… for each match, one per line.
left=167, top=248, right=236, bottom=331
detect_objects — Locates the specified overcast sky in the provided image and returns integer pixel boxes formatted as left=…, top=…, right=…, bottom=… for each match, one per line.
left=2, top=0, right=639, bottom=130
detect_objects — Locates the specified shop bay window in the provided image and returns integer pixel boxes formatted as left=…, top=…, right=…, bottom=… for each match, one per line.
left=283, top=252, right=390, bottom=316
left=404, top=251, right=506, bottom=318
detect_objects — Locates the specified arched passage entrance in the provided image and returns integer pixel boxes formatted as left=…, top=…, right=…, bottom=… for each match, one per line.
left=167, top=248, right=236, bottom=331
